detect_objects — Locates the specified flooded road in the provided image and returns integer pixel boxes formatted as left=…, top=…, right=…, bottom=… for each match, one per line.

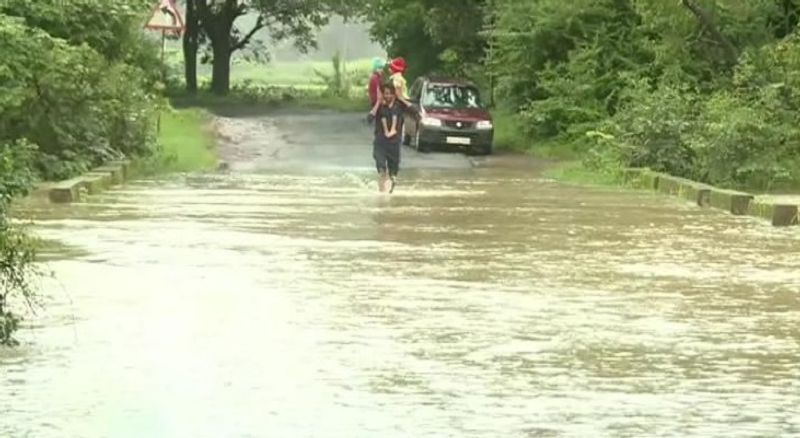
left=3, top=111, right=800, bottom=437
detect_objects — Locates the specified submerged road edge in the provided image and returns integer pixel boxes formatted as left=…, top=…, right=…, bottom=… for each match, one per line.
left=623, top=168, right=799, bottom=227
left=27, top=160, right=131, bottom=204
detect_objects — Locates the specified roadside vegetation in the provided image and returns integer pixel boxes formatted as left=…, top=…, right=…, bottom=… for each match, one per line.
left=0, top=1, right=370, bottom=344
left=349, top=0, right=800, bottom=192
left=0, top=0, right=219, bottom=344
left=0, top=0, right=162, bottom=344
left=137, top=109, right=218, bottom=175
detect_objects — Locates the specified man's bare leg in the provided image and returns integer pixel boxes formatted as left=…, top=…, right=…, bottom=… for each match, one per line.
left=378, top=171, right=390, bottom=192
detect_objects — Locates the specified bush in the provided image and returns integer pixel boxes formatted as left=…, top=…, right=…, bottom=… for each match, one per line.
left=1, top=0, right=160, bottom=79
left=0, top=1, right=160, bottom=344
left=0, top=140, right=38, bottom=346
left=588, top=80, right=700, bottom=178
left=0, top=15, right=158, bottom=180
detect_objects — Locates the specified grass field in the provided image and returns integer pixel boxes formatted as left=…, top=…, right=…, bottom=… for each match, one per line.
left=165, top=47, right=373, bottom=88
left=543, top=161, right=622, bottom=187
left=227, top=58, right=373, bottom=86
left=159, top=108, right=217, bottom=172
left=132, top=108, right=218, bottom=175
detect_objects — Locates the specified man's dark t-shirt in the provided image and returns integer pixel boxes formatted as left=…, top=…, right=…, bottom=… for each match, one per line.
left=373, top=101, right=405, bottom=146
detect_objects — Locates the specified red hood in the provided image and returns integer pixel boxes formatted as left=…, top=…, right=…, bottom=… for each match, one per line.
left=424, top=107, right=491, bottom=121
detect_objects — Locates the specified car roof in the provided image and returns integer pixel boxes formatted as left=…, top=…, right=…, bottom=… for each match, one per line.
left=421, top=76, right=476, bottom=87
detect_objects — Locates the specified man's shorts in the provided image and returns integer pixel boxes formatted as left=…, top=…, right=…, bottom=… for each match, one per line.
left=373, top=141, right=401, bottom=176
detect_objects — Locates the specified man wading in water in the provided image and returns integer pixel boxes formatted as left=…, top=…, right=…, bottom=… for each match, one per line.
left=369, top=83, right=404, bottom=193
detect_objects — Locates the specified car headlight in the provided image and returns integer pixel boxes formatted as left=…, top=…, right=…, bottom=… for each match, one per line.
left=420, top=117, right=442, bottom=127
left=476, top=120, right=493, bottom=130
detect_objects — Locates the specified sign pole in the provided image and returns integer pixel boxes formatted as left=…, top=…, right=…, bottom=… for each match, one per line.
left=145, top=0, right=186, bottom=135
left=157, top=29, right=166, bottom=133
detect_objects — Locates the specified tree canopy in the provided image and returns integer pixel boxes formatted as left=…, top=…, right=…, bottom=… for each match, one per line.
left=185, top=0, right=353, bottom=94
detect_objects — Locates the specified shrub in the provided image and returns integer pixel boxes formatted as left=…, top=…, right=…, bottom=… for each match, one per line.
left=0, top=15, right=158, bottom=180
left=0, top=140, right=38, bottom=346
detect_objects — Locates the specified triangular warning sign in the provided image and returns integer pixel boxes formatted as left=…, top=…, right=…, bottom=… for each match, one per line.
left=145, top=0, right=185, bottom=33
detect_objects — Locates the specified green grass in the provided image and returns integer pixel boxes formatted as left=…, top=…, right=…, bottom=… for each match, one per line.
left=135, top=108, right=217, bottom=175
left=492, top=108, right=529, bottom=153
left=165, top=47, right=373, bottom=87
left=491, top=108, right=581, bottom=160
left=226, top=58, right=373, bottom=86
left=169, top=90, right=367, bottom=118
left=543, top=161, right=623, bottom=187
left=282, top=94, right=367, bottom=112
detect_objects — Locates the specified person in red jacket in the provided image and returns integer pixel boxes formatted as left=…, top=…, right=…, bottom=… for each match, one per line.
left=368, top=57, right=386, bottom=109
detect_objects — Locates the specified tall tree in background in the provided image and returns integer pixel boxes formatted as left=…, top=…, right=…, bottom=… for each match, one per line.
left=353, top=0, right=487, bottom=79
left=191, top=0, right=349, bottom=95
left=183, top=0, right=200, bottom=93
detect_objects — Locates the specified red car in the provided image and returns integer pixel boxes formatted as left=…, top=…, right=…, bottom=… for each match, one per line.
left=403, top=76, right=494, bottom=155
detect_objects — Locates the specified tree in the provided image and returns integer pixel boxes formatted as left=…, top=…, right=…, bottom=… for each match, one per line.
left=0, top=0, right=161, bottom=80
left=183, top=0, right=200, bottom=93
left=194, top=0, right=347, bottom=95
left=353, top=0, right=487, bottom=79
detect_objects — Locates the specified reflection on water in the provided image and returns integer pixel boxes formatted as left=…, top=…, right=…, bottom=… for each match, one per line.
left=3, top=168, right=800, bottom=438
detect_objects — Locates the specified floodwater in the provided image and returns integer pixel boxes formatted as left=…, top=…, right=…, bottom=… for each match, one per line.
left=2, top=111, right=800, bottom=438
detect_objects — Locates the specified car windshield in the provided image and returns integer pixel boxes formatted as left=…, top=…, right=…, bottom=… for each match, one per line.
left=422, top=84, right=482, bottom=109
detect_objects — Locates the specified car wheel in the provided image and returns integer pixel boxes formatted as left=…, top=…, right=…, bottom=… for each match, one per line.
left=470, top=144, right=493, bottom=156
left=414, top=129, right=430, bottom=153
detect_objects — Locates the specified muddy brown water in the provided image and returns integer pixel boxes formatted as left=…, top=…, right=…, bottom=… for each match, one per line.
left=2, top=111, right=800, bottom=437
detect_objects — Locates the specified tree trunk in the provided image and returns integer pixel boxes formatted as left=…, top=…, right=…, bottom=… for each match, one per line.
left=680, top=0, right=739, bottom=64
left=211, top=36, right=232, bottom=95
left=182, top=0, right=199, bottom=94
left=196, top=0, right=236, bottom=95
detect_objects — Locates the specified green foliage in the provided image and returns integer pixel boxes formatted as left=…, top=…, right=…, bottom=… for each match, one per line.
left=491, top=0, right=652, bottom=135
left=0, top=223, right=37, bottom=346
left=476, top=0, right=800, bottom=190
left=193, top=0, right=350, bottom=94
left=0, top=140, right=38, bottom=346
left=1, top=0, right=162, bottom=83
left=0, top=140, right=36, bottom=205
left=313, top=51, right=369, bottom=98
left=354, top=0, right=486, bottom=80
left=134, top=108, right=217, bottom=175
left=584, top=80, right=700, bottom=178
left=582, top=31, right=800, bottom=191
left=1, top=0, right=149, bottom=59
left=170, top=83, right=368, bottom=114
left=0, top=0, right=161, bottom=343
left=0, top=15, right=159, bottom=180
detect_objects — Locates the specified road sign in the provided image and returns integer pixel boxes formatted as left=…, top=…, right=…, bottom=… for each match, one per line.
left=145, top=0, right=185, bottom=34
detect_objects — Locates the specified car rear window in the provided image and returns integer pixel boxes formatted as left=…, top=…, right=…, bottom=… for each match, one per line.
left=422, top=84, right=482, bottom=109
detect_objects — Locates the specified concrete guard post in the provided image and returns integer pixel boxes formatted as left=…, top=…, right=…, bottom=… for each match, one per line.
left=654, top=173, right=712, bottom=207
left=91, top=164, right=125, bottom=185
left=622, top=168, right=658, bottom=190
left=772, top=204, right=800, bottom=226
left=749, top=201, right=799, bottom=227
left=80, top=174, right=109, bottom=195
left=709, top=188, right=753, bottom=216
left=48, top=178, right=89, bottom=203
left=622, top=167, right=799, bottom=227
left=47, top=159, right=130, bottom=204
left=107, top=159, right=131, bottom=180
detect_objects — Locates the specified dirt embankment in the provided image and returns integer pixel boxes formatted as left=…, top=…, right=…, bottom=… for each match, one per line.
left=212, top=116, right=296, bottom=170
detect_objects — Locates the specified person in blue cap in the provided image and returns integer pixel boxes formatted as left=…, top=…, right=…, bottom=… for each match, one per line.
left=368, top=57, right=386, bottom=110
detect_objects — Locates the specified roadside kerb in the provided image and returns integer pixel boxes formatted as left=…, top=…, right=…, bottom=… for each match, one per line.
left=623, top=167, right=799, bottom=227
left=46, top=160, right=129, bottom=204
